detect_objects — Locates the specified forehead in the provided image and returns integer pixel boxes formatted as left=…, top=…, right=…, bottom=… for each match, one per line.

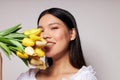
left=38, top=14, right=64, bottom=25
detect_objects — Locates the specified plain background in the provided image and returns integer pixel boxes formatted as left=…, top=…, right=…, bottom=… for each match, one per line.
left=0, top=0, right=120, bottom=80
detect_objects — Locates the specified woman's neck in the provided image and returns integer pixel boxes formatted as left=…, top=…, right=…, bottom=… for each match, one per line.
left=49, top=52, right=78, bottom=76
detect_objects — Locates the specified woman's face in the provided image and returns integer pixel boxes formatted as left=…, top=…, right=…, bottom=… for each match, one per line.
left=38, top=14, right=75, bottom=59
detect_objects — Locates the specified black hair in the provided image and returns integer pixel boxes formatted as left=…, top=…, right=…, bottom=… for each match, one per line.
left=37, top=8, right=86, bottom=69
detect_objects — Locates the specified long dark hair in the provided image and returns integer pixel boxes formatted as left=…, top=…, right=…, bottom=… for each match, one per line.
left=37, top=8, right=86, bottom=69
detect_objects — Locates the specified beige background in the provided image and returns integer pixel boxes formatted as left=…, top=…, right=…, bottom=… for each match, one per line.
left=0, top=0, right=120, bottom=80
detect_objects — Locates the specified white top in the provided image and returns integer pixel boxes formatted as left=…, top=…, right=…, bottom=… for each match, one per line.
left=17, top=66, right=97, bottom=80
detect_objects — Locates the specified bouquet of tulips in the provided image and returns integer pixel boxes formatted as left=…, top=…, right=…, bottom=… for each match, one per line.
left=0, top=24, right=47, bottom=69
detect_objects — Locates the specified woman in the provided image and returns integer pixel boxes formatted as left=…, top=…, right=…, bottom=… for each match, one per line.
left=17, top=8, right=97, bottom=80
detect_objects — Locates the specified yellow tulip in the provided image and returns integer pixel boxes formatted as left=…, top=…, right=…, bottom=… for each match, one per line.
left=24, top=28, right=42, bottom=36
left=30, top=58, right=46, bottom=70
left=35, top=47, right=45, bottom=57
left=22, top=38, right=35, bottom=46
left=29, top=34, right=41, bottom=41
left=25, top=46, right=35, bottom=55
left=30, top=28, right=42, bottom=35
left=30, top=58, right=43, bottom=66
left=24, top=30, right=31, bottom=35
left=16, top=51, right=29, bottom=59
left=35, top=38, right=47, bottom=47
left=36, top=62, right=46, bottom=70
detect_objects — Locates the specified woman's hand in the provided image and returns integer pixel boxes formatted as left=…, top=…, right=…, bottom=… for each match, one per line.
left=0, top=53, right=2, bottom=80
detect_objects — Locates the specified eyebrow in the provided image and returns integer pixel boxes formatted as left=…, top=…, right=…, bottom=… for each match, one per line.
left=49, top=22, right=61, bottom=26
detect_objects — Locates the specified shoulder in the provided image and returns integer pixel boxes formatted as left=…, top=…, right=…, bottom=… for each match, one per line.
left=17, top=68, right=39, bottom=80
left=70, top=66, right=97, bottom=80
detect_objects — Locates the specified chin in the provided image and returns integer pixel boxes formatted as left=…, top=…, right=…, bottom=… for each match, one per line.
left=45, top=53, right=53, bottom=58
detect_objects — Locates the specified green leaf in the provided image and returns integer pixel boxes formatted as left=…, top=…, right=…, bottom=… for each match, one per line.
left=9, top=46, right=22, bottom=52
left=0, top=24, right=21, bottom=36
left=0, top=37, right=15, bottom=46
left=0, top=37, right=24, bottom=52
left=0, top=42, right=11, bottom=59
left=4, top=33, right=27, bottom=39
left=9, top=39, right=24, bottom=52
left=21, top=59, right=29, bottom=66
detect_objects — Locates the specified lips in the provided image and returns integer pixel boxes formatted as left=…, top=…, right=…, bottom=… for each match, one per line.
left=42, top=41, right=55, bottom=52
left=46, top=42, right=55, bottom=46
left=45, top=40, right=56, bottom=46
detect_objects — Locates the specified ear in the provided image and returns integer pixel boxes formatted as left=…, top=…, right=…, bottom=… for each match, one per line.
left=70, top=28, right=76, bottom=41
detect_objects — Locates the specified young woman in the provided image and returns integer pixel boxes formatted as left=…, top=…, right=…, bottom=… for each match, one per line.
left=17, top=8, right=97, bottom=80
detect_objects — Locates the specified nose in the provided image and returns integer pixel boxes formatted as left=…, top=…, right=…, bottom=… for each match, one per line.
left=41, top=31, right=51, bottom=39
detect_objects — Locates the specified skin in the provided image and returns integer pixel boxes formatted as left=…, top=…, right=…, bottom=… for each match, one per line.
left=36, top=14, right=78, bottom=80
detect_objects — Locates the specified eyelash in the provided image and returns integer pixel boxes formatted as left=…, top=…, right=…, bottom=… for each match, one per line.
left=39, top=26, right=58, bottom=33
left=51, top=27, right=58, bottom=30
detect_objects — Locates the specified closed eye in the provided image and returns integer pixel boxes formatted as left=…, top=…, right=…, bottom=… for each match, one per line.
left=51, top=27, right=58, bottom=30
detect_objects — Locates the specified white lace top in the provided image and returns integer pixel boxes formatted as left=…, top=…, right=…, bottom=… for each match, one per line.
left=17, top=66, right=97, bottom=80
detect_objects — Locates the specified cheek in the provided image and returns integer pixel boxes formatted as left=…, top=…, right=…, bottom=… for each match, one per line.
left=54, top=31, right=71, bottom=43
